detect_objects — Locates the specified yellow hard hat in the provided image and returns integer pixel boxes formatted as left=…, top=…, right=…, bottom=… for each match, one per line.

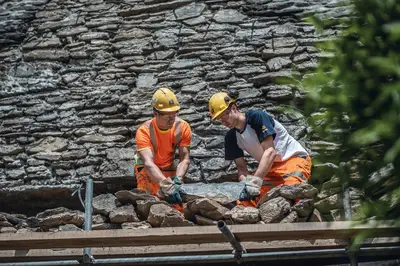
left=208, top=92, right=236, bottom=120
left=151, top=88, right=180, bottom=112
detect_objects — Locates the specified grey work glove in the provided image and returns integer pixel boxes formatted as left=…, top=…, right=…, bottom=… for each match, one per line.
left=158, top=178, right=183, bottom=206
left=240, top=175, right=263, bottom=197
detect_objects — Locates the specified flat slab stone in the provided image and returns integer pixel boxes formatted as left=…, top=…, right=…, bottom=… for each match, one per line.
left=279, top=183, right=319, bottom=199
left=57, top=27, right=88, bottom=37
left=5, top=168, right=26, bottom=180
left=292, top=198, right=314, bottom=217
left=225, top=205, right=260, bottom=224
left=106, top=148, right=135, bottom=161
left=259, top=196, right=292, bottom=223
left=119, top=0, right=192, bottom=17
left=136, top=199, right=164, bottom=220
left=93, top=193, right=121, bottom=216
left=249, top=70, right=294, bottom=86
left=147, top=204, right=181, bottom=227
left=183, top=16, right=207, bottom=26
left=315, top=194, right=343, bottom=214
left=186, top=198, right=229, bottom=220
left=24, top=49, right=69, bottom=62
left=122, top=221, right=151, bottom=229
left=267, top=57, right=292, bottom=71
left=180, top=182, right=246, bottom=205
left=109, top=204, right=140, bottom=224
left=280, top=211, right=299, bottom=223
left=214, top=9, right=247, bottom=24
left=0, top=145, right=24, bottom=156
left=76, top=135, right=125, bottom=143
left=33, top=152, right=61, bottom=161
left=174, top=3, right=206, bottom=20
left=170, top=59, right=201, bottom=69
left=160, top=214, right=194, bottom=227
left=26, top=137, right=68, bottom=154
left=114, top=29, right=151, bottom=41
left=38, top=210, right=84, bottom=230
left=136, top=73, right=158, bottom=88
left=115, top=189, right=158, bottom=204
left=23, top=38, right=62, bottom=50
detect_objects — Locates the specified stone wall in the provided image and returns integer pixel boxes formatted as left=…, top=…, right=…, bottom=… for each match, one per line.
left=0, top=0, right=355, bottom=217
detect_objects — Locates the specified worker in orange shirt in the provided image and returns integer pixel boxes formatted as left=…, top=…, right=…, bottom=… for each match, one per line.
left=135, top=88, right=191, bottom=210
left=208, top=91, right=312, bottom=207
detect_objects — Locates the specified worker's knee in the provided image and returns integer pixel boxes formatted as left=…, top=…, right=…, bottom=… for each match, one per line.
left=283, top=175, right=307, bottom=186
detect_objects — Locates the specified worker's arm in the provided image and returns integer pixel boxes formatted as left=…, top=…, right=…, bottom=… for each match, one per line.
left=176, top=146, right=190, bottom=178
left=138, top=149, right=166, bottom=183
left=234, top=157, right=250, bottom=180
left=253, top=135, right=276, bottom=178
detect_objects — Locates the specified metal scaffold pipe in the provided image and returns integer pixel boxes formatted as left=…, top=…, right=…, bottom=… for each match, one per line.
left=82, top=177, right=94, bottom=264
left=217, top=220, right=246, bottom=254
left=342, top=180, right=358, bottom=266
left=342, top=182, right=352, bottom=221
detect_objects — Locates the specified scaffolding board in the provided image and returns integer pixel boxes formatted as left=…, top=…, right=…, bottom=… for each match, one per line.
left=0, top=221, right=398, bottom=250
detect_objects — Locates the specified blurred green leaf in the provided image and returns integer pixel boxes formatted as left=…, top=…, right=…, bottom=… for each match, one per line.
left=383, top=22, right=400, bottom=40
left=385, top=138, right=400, bottom=163
left=282, top=0, right=400, bottom=235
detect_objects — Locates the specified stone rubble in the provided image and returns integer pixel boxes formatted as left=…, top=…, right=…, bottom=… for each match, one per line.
left=0, top=182, right=330, bottom=232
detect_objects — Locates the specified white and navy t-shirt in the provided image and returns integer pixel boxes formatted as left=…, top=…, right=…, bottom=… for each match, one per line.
left=225, top=110, right=308, bottom=162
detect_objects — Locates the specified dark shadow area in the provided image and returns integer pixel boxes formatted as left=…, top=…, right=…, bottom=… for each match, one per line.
left=0, top=179, right=136, bottom=216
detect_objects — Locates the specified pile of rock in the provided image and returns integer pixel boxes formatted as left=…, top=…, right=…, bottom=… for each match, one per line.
left=0, top=183, right=323, bottom=233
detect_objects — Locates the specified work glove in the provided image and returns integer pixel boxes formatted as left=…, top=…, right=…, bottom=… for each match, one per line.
left=171, top=175, right=182, bottom=186
left=158, top=178, right=183, bottom=206
left=240, top=175, right=263, bottom=197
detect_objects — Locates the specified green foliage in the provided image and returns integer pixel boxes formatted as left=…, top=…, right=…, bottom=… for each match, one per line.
left=297, top=0, right=400, bottom=223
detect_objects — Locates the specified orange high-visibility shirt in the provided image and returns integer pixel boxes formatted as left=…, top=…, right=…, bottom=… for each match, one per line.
left=136, top=118, right=191, bottom=169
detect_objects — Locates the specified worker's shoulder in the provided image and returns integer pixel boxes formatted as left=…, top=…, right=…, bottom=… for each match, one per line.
left=246, top=109, right=274, bottom=124
left=246, top=109, right=270, bottom=118
left=176, top=118, right=191, bottom=128
left=139, top=119, right=153, bottom=126
left=136, top=120, right=153, bottom=133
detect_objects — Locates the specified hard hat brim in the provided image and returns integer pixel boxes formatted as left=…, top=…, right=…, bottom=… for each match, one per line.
left=156, top=105, right=181, bottom=112
left=210, top=107, right=228, bottom=120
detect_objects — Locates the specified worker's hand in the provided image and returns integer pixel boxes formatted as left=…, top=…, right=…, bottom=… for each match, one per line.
left=158, top=178, right=183, bottom=206
left=239, top=175, right=263, bottom=197
left=171, top=175, right=182, bottom=186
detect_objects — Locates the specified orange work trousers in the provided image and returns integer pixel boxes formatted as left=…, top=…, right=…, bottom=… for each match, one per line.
left=237, top=155, right=312, bottom=207
left=135, top=166, right=184, bottom=212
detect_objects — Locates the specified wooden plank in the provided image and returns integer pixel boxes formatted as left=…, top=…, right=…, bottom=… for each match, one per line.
left=0, top=238, right=398, bottom=262
left=0, top=239, right=351, bottom=262
left=0, top=221, right=398, bottom=250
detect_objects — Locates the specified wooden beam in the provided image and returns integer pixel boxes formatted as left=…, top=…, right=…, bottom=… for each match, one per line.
left=0, top=221, right=398, bottom=250
left=0, top=238, right=398, bottom=263
left=0, top=239, right=349, bottom=262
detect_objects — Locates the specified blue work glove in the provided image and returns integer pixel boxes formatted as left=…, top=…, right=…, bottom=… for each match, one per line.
left=171, top=175, right=182, bottom=186
left=239, top=188, right=251, bottom=201
left=159, top=178, right=183, bottom=206
left=165, top=192, right=183, bottom=207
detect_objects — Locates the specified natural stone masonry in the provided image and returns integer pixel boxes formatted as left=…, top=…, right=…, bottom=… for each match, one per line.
left=0, top=0, right=351, bottom=217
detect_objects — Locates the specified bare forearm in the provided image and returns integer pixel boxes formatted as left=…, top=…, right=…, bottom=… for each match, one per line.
left=234, top=157, right=249, bottom=180
left=176, top=159, right=190, bottom=178
left=254, top=148, right=276, bottom=178
left=238, top=168, right=249, bottom=179
left=144, top=162, right=166, bottom=183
